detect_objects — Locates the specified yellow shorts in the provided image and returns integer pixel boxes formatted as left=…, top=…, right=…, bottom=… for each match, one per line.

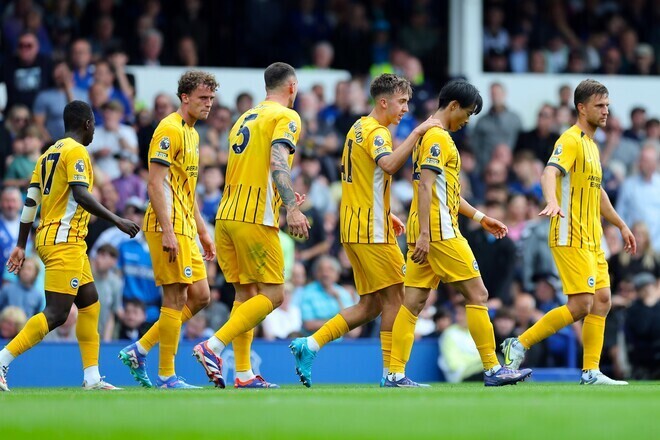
left=551, top=247, right=609, bottom=294
left=405, top=237, right=480, bottom=289
left=144, top=231, right=207, bottom=286
left=343, top=242, right=405, bottom=295
left=37, top=242, right=94, bottom=295
left=215, top=220, right=284, bottom=285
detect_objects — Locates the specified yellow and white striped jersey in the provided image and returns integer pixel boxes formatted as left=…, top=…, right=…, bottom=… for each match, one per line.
left=407, top=127, right=462, bottom=243
left=546, top=125, right=603, bottom=250
left=143, top=112, right=200, bottom=238
left=216, top=101, right=301, bottom=228
left=340, top=116, right=396, bottom=244
left=30, top=137, right=94, bottom=246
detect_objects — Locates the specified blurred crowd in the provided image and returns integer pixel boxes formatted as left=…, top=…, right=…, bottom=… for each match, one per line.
left=484, top=0, right=660, bottom=75
left=1, top=0, right=659, bottom=381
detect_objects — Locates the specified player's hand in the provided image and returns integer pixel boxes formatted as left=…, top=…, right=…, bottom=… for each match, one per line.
left=481, top=216, right=508, bottom=239
left=411, top=232, right=430, bottom=264
left=117, top=217, right=140, bottom=238
left=162, top=230, right=179, bottom=263
left=5, top=247, right=26, bottom=274
left=539, top=200, right=564, bottom=218
left=199, top=231, right=216, bottom=261
left=287, top=207, right=311, bottom=240
left=295, top=192, right=306, bottom=206
left=391, top=213, right=406, bottom=236
left=413, top=115, right=443, bottom=136
left=621, top=225, right=637, bottom=255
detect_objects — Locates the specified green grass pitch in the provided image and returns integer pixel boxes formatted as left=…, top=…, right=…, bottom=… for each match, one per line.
left=1, top=383, right=659, bottom=439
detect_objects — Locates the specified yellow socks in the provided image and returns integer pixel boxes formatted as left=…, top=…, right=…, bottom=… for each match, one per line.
left=311, top=314, right=350, bottom=349
left=139, top=304, right=193, bottom=352
left=76, top=302, right=100, bottom=369
left=158, top=307, right=182, bottom=377
left=6, top=312, right=49, bottom=357
left=215, top=294, right=273, bottom=345
left=389, top=306, right=417, bottom=374
left=230, top=301, right=254, bottom=372
left=582, top=314, right=605, bottom=371
left=519, top=305, right=574, bottom=349
left=380, top=331, right=392, bottom=371
left=465, top=305, right=499, bottom=370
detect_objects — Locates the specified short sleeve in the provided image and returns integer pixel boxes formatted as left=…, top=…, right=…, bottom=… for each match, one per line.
left=419, top=131, right=446, bottom=174
left=370, top=127, right=393, bottom=163
left=66, top=146, right=92, bottom=187
left=546, top=134, right=578, bottom=175
left=149, top=124, right=180, bottom=167
left=271, top=111, right=301, bottom=153
left=29, top=169, right=40, bottom=189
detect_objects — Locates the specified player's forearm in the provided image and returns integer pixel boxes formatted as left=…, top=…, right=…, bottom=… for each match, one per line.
left=379, top=132, right=420, bottom=175
left=147, top=180, right=174, bottom=233
left=417, top=181, right=432, bottom=235
left=458, top=196, right=477, bottom=218
left=193, top=200, right=208, bottom=236
left=72, top=186, right=121, bottom=225
left=541, top=167, right=559, bottom=204
left=15, top=221, right=33, bottom=249
left=270, top=143, right=297, bottom=210
left=600, top=188, right=626, bottom=229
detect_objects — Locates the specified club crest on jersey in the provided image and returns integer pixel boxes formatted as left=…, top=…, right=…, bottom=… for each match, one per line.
left=402, top=264, right=406, bottom=275
left=74, top=160, right=85, bottom=173
left=70, top=278, right=79, bottom=289
left=184, top=266, right=192, bottom=278
left=430, top=144, right=441, bottom=157
left=159, top=136, right=171, bottom=150
left=472, top=260, right=479, bottom=271
left=288, top=121, right=298, bottom=133
left=587, top=276, right=595, bottom=287
left=554, top=144, right=562, bottom=155
left=374, top=135, right=385, bottom=147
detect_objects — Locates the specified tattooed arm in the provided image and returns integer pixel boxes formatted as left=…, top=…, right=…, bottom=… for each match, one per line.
left=271, top=142, right=310, bottom=239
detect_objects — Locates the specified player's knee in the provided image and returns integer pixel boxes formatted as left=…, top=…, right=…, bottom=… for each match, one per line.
left=568, top=297, right=593, bottom=319
left=268, top=291, right=284, bottom=309
left=465, top=287, right=489, bottom=306
left=43, top=308, right=69, bottom=329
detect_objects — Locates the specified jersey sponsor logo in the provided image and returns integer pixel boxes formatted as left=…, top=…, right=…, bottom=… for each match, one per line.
left=374, top=135, right=385, bottom=147
left=70, top=278, right=80, bottom=289
left=288, top=121, right=298, bottom=133
left=184, top=266, right=192, bottom=278
left=430, top=144, right=441, bottom=157
left=587, top=276, right=595, bottom=287
left=472, top=260, right=479, bottom=271
left=159, top=136, right=171, bottom=150
left=554, top=144, right=562, bottom=155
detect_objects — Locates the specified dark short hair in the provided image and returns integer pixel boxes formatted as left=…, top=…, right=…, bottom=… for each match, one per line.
left=177, top=70, right=219, bottom=100
left=63, top=100, right=93, bottom=131
left=438, top=80, right=483, bottom=115
left=369, top=74, right=412, bottom=99
left=264, top=62, right=296, bottom=91
left=124, top=298, right=146, bottom=311
left=574, top=79, right=608, bottom=110
left=96, top=244, right=118, bottom=258
left=630, top=106, right=646, bottom=118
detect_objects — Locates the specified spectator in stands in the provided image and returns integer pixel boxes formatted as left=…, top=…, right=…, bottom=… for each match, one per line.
left=0, top=105, right=31, bottom=176
left=234, top=92, right=254, bottom=121
left=171, top=0, right=209, bottom=65
left=206, top=286, right=229, bottom=331
left=623, top=106, right=647, bottom=142
left=331, top=2, right=371, bottom=74
left=290, top=262, right=308, bottom=306
left=298, top=151, right=336, bottom=215
left=116, top=299, right=150, bottom=341
left=602, top=115, right=642, bottom=174
left=646, top=118, right=660, bottom=145
left=3, top=125, right=42, bottom=190
left=91, top=196, right=143, bottom=256
left=544, top=34, right=569, bottom=73
left=631, top=43, right=656, bottom=75
left=484, top=48, right=509, bottom=73
left=471, top=83, right=522, bottom=171
left=493, top=307, right=516, bottom=362
left=292, top=174, right=329, bottom=271
left=508, top=32, right=529, bottom=73
left=33, top=60, right=87, bottom=142
left=466, top=201, right=516, bottom=307
left=564, top=48, right=590, bottom=74
left=512, top=293, right=547, bottom=367
left=516, top=102, right=560, bottom=162
left=308, top=41, right=334, bottom=70
left=598, top=46, right=624, bottom=75
left=504, top=193, right=529, bottom=244
left=508, top=151, right=544, bottom=201
left=1, top=31, right=53, bottom=112
left=617, top=144, right=660, bottom=252
left=438, top=304, right=483, bottom=383
left=0, top=187, right=23, bottom=274
left=92, top=244, right=123, bottom=341
left=0, top=306, right=27, bottom=340
left=182, top=310, right=214, bottom=341
left=262, top=282, right=303, bottom=340
left=198, top=105, right=232, bottom=160
left=175, top=36, right=199, bottom=67
left=528, top=49, right=547, bottom=73
left=92, top=58, right=133, bottom=123
left=300, top=255, right=356, bottom=335
left=112, top=151, right=146, bottom=214
left=198, top=165, right=223, bottom=224
left=89, top=15, right=122, bottom=59
left=137, top=93, right=176, bottom=167
left=69, top=38, right=94, bottom=91
left=88, top=100, right=139, bottom=180
left=136, top=28, right=164, bottom=66
left=626, top=272, right=660, bottom=379
left=0, top=257, right=43, bottom=317
left=520, top=209, right=557, bottom=293
left=609, top=222, right=660, bottom=292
